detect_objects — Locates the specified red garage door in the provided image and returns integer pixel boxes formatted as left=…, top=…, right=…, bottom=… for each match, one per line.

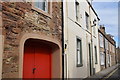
left=23, top=40, right=52, bottom=79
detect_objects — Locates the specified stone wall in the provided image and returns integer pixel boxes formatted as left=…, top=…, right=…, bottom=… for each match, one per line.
left=2, top=2, right=62, bottom=78
left=99, top=27, right=116, bottom=71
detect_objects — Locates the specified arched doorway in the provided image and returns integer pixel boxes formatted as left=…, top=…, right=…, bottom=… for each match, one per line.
left=23, top=39, right=52, bottom=78
left=19, top=33, right=62, bottom=78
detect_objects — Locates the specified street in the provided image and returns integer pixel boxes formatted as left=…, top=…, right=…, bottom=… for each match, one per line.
left=103, top=66, right=120, bottom=80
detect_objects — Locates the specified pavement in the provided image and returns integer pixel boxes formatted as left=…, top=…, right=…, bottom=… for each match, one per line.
left=84, top=63, right=120, bottom=80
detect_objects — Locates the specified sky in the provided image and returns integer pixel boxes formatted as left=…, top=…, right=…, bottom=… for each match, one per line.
left=92, top=1, right=119, bottom=47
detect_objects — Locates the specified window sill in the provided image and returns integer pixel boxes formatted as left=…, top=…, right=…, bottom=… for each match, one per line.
left=32, top=6, right=52, bottom=19
left=95, top=63, right=98, bottom=64
left=93, top=35, right=96, bottom=38
left=86, top=29, right=91, bottom=35
left=77, top=64, right=83, bottom=67
left=75, top=21, right=82, bottom=27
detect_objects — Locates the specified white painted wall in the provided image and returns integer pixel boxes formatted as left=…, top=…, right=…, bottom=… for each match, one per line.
left=64, top=0, right=100, bottom=78
left=90, top=8, right=101, bottom=73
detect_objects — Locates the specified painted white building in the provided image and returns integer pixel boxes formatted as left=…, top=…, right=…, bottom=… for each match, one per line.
left=63, top=0, right=101, bottom=78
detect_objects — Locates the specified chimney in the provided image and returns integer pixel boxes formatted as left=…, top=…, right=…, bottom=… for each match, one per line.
left=100, top=25, right=105, bottom=33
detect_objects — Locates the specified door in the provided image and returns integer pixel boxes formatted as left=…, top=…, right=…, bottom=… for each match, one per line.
left=23, top=44, right=35, bottom=78
left=34, top=44, right=51, bottom=78
left=23, top=40, right=52, bottom=78
left=88, top=43, right=92, bottom=76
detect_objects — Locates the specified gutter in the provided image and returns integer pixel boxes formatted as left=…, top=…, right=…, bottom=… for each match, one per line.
left=86, top=0, right=100, bottom=21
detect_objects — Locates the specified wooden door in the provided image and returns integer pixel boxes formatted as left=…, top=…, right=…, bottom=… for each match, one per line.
left=23, top=41, right=52, bottom=79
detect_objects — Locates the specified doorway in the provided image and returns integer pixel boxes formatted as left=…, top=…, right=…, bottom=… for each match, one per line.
left=88, top=43, right=93, bottom=76
left=23, top=39, right=52, bottom=78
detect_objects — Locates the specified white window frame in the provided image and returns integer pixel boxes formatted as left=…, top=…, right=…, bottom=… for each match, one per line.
left=85, top=12, right=89, bottom=29
left=32, top=0, right=52, bottom=18
left=108, top=54, right=110, bottom=64
left=105, top=39, right=108, bottom=50
left=76, top=37, right=83, bottom=67
left=99, top=33, right=104, bottom=48
left=34, top=0, right=48, bottom=12
left=75, top=1, right=79, bottom=21
left=100, top=52, right=105, bottom=66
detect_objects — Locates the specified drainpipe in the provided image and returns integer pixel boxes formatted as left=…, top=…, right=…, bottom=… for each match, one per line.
left=104, top=38, right=107, bottom=68
left=61, top=0, right=64, bottom=79
left=88, top=3, right=94, bottom=75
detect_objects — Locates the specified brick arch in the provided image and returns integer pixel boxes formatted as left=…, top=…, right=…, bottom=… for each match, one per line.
left=19, top=33, right=62, bottom=78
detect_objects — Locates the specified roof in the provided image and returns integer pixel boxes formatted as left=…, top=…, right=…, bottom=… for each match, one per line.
left=86, top=0, right=100, bottom=21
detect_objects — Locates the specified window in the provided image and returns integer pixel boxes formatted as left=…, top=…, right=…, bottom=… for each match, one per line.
left=109, top=43, right=111, bottom=51
left=75, top=1, right=79, bottom=21
left=108, top=54, right=111, bottom=65
left=76, top=38, right=83, bottom=67
left=93, top=26, right=96, bottom=35
left=85, top=12, right=89, bottom=29
left=34, top=0, right=48, bottom=12
left=94, top=46, right=98, bottom=64
left=99, top=33, right=104, bottom=47
left=100, top=52, right=105, bottom=65
left=112, top=45, right=115, bottom=53
left=105, top=39, right=108, bottom=50
left=108, top=54, right=110, bottom=64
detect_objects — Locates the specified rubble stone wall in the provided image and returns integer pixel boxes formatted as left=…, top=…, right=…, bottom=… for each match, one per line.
left=2, top=2, right=62, bottom=78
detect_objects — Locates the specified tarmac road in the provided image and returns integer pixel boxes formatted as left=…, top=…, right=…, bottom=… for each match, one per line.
left=104, top=66, right=120, bottom=80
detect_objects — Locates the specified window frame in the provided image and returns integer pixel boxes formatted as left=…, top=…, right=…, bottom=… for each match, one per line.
left=100, top=52, right=105, bottom=66
left=76, top=37, right=83, bottom=67
left=85, top=12, right=89, bottom=30
left=75, top=1, right=79, bottom=21
left=32, top=0, right=52, bottom=18
left=99, top=33, right=104, bottom=48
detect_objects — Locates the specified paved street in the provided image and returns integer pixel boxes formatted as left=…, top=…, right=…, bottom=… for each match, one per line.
left=103, top=66, right=120, bottom=80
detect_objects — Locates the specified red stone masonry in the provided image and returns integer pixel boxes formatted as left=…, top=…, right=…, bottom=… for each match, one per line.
left=1, top=2, right=62, bottom=78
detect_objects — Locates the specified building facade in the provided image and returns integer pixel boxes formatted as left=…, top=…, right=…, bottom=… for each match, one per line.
left=0, top=1, right=62, bottom=78
left=116, top=47, right=120, bottom=63
left=63, top=0, right=100, bottom=78
left=98, top=26, right=116, bottom=71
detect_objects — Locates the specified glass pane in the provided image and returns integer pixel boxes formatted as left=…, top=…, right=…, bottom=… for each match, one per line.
left=34, top=0, right=46, bottom=11
left=101, top=53, right=105, bottom=65
left=77, top=51, right=80, bottom=65
left=77, top=41, right=80, bottom=48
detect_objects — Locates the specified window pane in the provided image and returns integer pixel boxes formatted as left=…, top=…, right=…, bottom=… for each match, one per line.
left=85, top=13, right=89, bottom=29
left=77, top=51, right=80, bottom=64
left=34, top=0, right=47, bottom=11
left=100, top=52, right=105, bottom=65
left=76, top=1, right=79, bottom=21
left=100, top=33, right=104, bottom=47
left=95, top=46, right=98, bottom=64
left=77, top=38, right=82, bottom=67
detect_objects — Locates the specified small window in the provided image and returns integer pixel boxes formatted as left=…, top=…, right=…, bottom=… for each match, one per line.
left=99, top=33, right=104, bottom=48
left=105, top=39, right=108, bottom=50
left=75, top=1, right=79, bottom=21
left=34, top=0, right=48, bottom=12
left=76, top=38, right=83, bottom=67
left=94, top=46, right=98, bottom=64
left=85, top=12, right=89, bottom=29
left=93, top=25, right=96, bottom=35
left=100, top=52, right=105, bottom=66
left=108, top=54, right=111, bottom=65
